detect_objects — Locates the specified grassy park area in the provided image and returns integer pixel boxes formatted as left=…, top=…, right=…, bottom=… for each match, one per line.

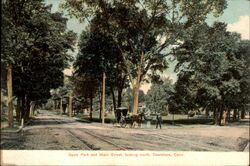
left=77, top=110, right=214, bottom=125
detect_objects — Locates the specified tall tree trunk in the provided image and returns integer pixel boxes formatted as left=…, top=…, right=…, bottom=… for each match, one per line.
left=214, top=107, right=219, bottom=125
left=110, top=86, right=116, bottom=111
left=213, top=107, right=216, bottom=121
left=117, top=74, right=126, bottom=107
left=89, top=94, right=93, bottom=121
left=117, top=88, right=123, bottom=108
left=16, top=97, right=21, bottom=123
left=21, top=95, right=25, bottom=120
left=60, top=98, right=63, bottom=114
left=205, top=108, right=209, bottom=117
left=233, top=109, right=237, bottom=121
left=99, top=84, right=102, bottom=121
left=7, top=64, right=13, bottom=128
left=223, top=110, right=228, bottom=125
left=241, top=108, right=245, bottom=119
left=68, top=93, right=72, bottom=117
left=31, top=101, right=36, bottom=117
left=29, top=101, right=34, bottom=117
left=237, top=109, right=240, bottom=120
left=132, top=52, right=144, bottom=115
left=24, top=97, right=31, bottom=121
left=132, top=84, right=140, bottom=115
left=218, top=105, right=223, bottom=126
left=102, top=72, right=106, bottom=124
left=227, top=109, right=231, bottom=121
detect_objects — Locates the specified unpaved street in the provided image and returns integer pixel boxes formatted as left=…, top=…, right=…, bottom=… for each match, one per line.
left=1, top=110, right=249, bottom=151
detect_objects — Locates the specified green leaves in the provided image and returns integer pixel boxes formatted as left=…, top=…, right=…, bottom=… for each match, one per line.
left=61, top=0, right=229, bottom=113
left=175, top=19, right=250, bottom=112
left=74, top=26, right=129, bottom=102
left=2, top=0, right=77, bottom=103
left=146, top=78, right=175, bottom=113
left=62, top=0, right=228, bottom=83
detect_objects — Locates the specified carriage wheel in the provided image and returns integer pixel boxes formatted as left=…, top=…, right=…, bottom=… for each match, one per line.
left=120, top=118, right=126, bottom=128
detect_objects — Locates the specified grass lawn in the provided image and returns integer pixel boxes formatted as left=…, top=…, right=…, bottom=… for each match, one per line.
left=80, top=111, right=213, bottom=125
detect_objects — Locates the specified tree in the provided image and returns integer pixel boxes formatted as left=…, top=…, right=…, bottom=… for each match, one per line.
left=175, top=22, right=250, bottom=125
left=230, top=40, right=250, bottom=119
left=1, top=0, right=77, bottom=122
left=74, top=28, right=129, bottom=117
left=71, top=75, right=98, bottom=120
left=62, top=0, right=227, bottom=114
left=146, top=78, right=174, bottom=114
left=123, top=87, right=144, bottom=111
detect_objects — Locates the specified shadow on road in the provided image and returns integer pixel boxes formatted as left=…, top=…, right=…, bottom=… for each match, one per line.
left=227, top=119, right=250, bottom=127
left=28, top=119, right=74, bottom=126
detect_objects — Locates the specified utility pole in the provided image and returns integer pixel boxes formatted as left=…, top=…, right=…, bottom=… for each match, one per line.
left=7, top=64, right=13, bottom=128
left=69, top=92, right=73, bottom=117
left=102, top=72, right=106, bottom=124
left=60, top=98, right=63, bottom=115
left=29, top=101, right=34, bottom=117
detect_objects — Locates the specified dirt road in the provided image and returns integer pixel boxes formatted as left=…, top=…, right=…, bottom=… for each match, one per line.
left=1, top=110, right=249, bottom=151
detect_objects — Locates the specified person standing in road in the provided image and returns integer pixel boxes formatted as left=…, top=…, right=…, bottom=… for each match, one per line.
left=156, top=112, right=162, bottom=129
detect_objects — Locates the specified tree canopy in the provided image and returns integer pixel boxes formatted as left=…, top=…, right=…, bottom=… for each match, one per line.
left=174, top=21, right=250, bottom=124
left=62, top=0, right=227, bottom=114
left=1, top=0, right=77, bottom=120
left=146, top=78, right=175, bottom=114
left=73, top=27, right=129, bottom=112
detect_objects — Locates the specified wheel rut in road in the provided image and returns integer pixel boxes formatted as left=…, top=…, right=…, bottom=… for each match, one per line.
left=67, top=128, right=131, bottom=150
left=51, top=118, right=131, bottom=150
left=150, top=134, right=232, bottom=151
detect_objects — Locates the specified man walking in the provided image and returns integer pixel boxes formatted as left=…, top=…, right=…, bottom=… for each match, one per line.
left=156, top=112, right=162, bottom=129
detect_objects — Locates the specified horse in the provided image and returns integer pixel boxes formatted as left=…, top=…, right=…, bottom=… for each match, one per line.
left=129, top=112, right=144, bottom=128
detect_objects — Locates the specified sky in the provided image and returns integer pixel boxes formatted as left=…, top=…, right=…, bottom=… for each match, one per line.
left=44, top=0, right=250, bottom=93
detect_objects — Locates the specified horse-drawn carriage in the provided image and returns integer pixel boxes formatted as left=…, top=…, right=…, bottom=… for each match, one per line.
left=114, top=107, right=151, bottom=128
left=115, top=107, right=129, bottom=128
